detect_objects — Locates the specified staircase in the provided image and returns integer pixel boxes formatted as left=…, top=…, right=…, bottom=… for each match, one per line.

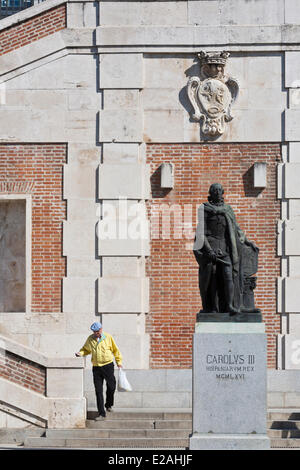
left=2, top=409, right=299, bottom=449
left=23, top=410, right=192, bottom=449
left=268, top=410, right=300, bottom=449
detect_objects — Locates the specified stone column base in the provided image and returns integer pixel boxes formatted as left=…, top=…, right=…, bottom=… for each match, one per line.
left=189, top=433, right=270, bottom=450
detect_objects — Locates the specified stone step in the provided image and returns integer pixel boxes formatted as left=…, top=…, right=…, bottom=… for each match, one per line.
left=0, top=428, right=44, bottom=445
left=270, top=438, right=300, bottom=449
left=268, top=420, right=300, bottom=430
left=24, top=437, right=189, bottom=449
left=86, top=419, right=156, bottom=429
left=268, top=429, right=300, bottom=439
left=267, top=411, right=300, bottom=421
left=20, top=408, right=300, bottom=449
left=154, top=420, right=192, bottom=430
left=87, top=411, right=192, bottom=420
left=46, top=428, right=190, bottom=439
left=86, top=419, right=192, bottom=430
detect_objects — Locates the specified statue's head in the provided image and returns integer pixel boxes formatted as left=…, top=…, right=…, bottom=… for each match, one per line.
left=208, top=183, right=224, bottom=203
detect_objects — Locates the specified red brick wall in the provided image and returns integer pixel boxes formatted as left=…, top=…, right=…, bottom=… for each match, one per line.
left=0, top=144, right=67, bottom=313
left=0, top=349, right=46, bottom=394
left=146, top=143, right=281, bottom=369
left=0, top=4, right=66, bottom=56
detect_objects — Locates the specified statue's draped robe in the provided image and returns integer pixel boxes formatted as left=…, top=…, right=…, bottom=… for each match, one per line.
left=193, top=202, right=246, bottom=312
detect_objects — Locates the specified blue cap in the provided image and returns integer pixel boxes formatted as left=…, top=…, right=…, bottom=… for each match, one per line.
left=90, top=322, right=102, bottom=332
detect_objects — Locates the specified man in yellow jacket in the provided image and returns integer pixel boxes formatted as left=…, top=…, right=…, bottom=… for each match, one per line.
left=76, top=322, right=122, bottom=420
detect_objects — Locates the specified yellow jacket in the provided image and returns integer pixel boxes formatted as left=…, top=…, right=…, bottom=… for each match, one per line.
left=78, top=332, right=122, bottom=367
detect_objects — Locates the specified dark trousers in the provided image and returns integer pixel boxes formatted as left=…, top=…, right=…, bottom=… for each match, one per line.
left=92, top=362, right=116, bottom=416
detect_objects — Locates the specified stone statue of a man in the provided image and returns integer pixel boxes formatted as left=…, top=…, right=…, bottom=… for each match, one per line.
left=193, top=183, right=259, bottom=316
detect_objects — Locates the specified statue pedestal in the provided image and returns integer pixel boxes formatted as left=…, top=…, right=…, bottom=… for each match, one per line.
left=189, top=321, right=270, bottom=450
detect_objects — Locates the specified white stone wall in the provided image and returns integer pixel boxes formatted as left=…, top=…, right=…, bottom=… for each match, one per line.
left=1, top=0, right=300, bottom=373
left=277, top=52, right=300, bottom=369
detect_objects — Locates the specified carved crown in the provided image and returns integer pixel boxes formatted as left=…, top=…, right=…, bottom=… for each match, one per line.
left=197, top=51, right=230, bottom=66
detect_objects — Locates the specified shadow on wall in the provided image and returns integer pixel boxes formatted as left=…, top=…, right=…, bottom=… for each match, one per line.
left=179, top=60, right=199, bottom=121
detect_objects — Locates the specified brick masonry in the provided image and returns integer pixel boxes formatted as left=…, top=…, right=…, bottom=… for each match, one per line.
left=0, top=144, right=67, bottom=313
left=0, top=348, right=46, bottom=394
left=0, top=4, right=66, bottom=56
left=146, top=143, right=281, bottom=369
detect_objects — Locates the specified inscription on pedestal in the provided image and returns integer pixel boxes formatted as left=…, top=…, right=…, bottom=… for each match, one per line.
left=192, top=329, right=267, bottom=435
left=206, top=353, right=256, bottom=381
left=190, top=324, right=270, bottom=449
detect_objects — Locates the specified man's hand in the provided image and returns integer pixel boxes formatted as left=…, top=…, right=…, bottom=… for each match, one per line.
left=117, top=364, right=123, bottom=369
left=207, top=250, right=217, bottom=262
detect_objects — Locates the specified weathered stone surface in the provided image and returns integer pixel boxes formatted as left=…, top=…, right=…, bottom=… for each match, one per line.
left=99, top=109, right=143, bottom=142
left=284, top=163, right=300, bottom=198
left=190, top=434, right=270, bottom=450
left=98, top=277, right=149, bottom=313
left=289, top=256, right=300, bottom=276
left=103, top=89, right=140, bottom=109
left=288, top=142, right=300, bottom=163
left=285, top=52, right=300, bottom=88
left=67, top=199, right=99, bottom=222
left=47, top=398, right=86, bottom=428
left=66, top=257, right=100, bottom=277
left=67, top=143, right=101, bottom=165
left=98, top=236, right=150, bottom=257
left=98, top=164, right=150, bottom=199
left=99, top=53, right=144, bottom=89
left=63, top=277, right=97, bottom=313
left=283, top=277, right=300, bottom=312
left=101, top=313, right=146, bottom=336
left=144, top=110, right=185, bottom=142
left=188, top=0, right=283, bottom=26
left=282, top=334, right=300, bottom=369
left=63, top=221, right=96, bottom=257
left=67, top=2, right=97, bottom=28
left=102, top=257, right=144, bottom=278
left=284, top=220, right=300, bottom=255
left=285, top=0, right=300, bottom=24
left=100, top=1, right=188, bottom=26
left=102, top=143, right=141, bottom=164
left=285, top=110, right=300, bottom=141
left=47, top=368, right=84, bottom=398
left=64, top=164, right=97, bottom=200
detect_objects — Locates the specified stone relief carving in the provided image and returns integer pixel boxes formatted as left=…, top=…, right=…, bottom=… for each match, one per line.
left=187, top=51, right=239, bottom=138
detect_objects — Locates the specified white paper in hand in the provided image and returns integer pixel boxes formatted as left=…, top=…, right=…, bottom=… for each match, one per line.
left=118, top=369, right=132, bottom=392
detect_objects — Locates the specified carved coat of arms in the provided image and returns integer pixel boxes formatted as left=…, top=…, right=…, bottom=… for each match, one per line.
left=187, top=51, right=239, bottom=138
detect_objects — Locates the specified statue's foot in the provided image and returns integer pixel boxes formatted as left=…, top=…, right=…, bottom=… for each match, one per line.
left=228, top=306, right=240, bottom=316
left=240, top=307, right=261, bottom=314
